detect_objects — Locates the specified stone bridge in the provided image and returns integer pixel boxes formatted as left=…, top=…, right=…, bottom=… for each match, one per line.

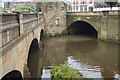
left=0, top=2, right=67, bottom=79
left=0, top=2, right=119, bottom=79
left=0, top=12, right=44, bottom=78
left=67, top=11, right=119, bottom=42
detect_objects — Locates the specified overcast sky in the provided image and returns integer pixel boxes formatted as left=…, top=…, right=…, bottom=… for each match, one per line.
left=1, top=0, right=70, bottom=2
left=1, top=0, right=119, bottom=2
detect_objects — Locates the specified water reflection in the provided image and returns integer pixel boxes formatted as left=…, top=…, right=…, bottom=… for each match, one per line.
left=42, top=37, right=68, bottom=67
left=27, top=48, right=45, bottom=78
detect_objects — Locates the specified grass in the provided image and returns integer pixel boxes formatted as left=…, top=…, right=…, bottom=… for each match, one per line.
left=51, top=64, right=83, bottom=80
left=15, top=7, right=37, bottom=13
left=0, top=9, right=4, bottom=13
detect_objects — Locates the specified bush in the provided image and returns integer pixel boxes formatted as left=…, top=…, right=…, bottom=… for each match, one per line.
left=51, top=64, right=83, bottom=80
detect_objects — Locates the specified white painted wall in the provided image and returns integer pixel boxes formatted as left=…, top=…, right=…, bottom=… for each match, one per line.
left=93, top=7, right=119, bottom=11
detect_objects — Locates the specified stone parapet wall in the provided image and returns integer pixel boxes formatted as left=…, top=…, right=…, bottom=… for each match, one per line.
left=0, top=13, right=19, bottom=47
left=0, top=12, right=44, bottom=79
left=23, top=13, right=38, bottom=19
left=1, top=13, right=18, bottom=23
left=67, top=11, right=119, bottom=16
left=67, top=10, right=119, bottom=42
left=0, top=12, right=43, bottom=48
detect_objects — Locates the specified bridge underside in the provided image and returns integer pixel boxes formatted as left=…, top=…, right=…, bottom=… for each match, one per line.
left=1, top=70, right=22, bottom=80
left=68, top=21, right=98, bottom=38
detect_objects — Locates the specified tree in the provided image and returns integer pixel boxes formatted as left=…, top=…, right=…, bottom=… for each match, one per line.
left=35, top=2, right=42, bottom=12
left=104, top=0, right=118, bottom=10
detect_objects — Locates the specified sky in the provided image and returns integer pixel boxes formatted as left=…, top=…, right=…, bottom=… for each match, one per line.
left=1, top=0, right=119, bottom=2
left=0, top=0, right=71, bottom=2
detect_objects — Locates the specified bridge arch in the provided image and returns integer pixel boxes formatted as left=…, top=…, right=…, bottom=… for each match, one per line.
left=68, top=21, right=98, bottom=38
left=1, top=70, right=22, bottom=80
left=27, top=38, right=40, bottom=78
left=28, top=38, right=39, bottom=53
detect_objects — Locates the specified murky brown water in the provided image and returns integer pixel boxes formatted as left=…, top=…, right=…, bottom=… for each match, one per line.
left=27, top=35, right=119, bottom=79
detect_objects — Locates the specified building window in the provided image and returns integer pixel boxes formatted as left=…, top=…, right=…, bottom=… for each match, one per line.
left=83, top=1, right=85, bottom=4
left=80, top=7, right=83, bottom=11
left=85, top=7, right=87, bottom=11
left=73, top=1, right=75, bottom=5
left=90, top=0, right=92, bottom=4
left=76, top=6, right=78, bottom=11
left=56, top=18, right=59, bottom=26
left=76, top=1, right=78, bottom=5
left=82, top=0, right=86, bottom=4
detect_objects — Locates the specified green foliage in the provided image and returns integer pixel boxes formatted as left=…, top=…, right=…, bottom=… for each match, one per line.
left=51, top=64, right=82, bottom=79
left=62, top=29, right=69, bottom=35
left=105, top=0, right=118, bottom=9
left=15, top=7, right=37, bottom=13
left=53, top=29, right=69, bottom=37
left=0, top=9, right=4, bottom=13
left=55, top=33, right=62, bottom=36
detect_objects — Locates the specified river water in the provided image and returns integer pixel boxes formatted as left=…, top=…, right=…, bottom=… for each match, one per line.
left=27, top=35, right=119, bottom=79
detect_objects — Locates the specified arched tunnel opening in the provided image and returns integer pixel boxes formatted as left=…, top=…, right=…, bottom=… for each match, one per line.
left=1, top=70, right=22, bottom=80
left=68, top=21, right=98, bottom=38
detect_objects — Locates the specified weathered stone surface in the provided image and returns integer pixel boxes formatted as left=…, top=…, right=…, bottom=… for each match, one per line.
left=67, top=11, right=119, bottom=42
left=42, top=2, right=67, bottom=36
left=0, top=12, right=44, bottom=79
left=0, top=3, right=119, bottom=79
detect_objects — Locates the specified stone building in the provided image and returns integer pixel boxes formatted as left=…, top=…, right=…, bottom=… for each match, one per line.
left=68, top=0, right=109, bottom=12
left=42, top=2, right=67, bottom=36
left=70, top=0, right=95, bottom=12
